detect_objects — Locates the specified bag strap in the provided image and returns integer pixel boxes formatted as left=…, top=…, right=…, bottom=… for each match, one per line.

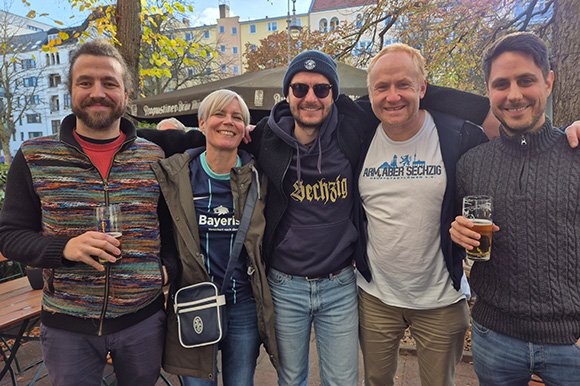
left=220, top=167, right=259, bottom=294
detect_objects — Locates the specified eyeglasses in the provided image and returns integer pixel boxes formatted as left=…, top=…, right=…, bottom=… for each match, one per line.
left=289, top=83, right=333, bottom=99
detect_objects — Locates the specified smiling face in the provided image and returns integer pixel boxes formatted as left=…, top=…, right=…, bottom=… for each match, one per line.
left=286, top=72, right=334, bottom=133
left=486, top=51, right=553, bottom=136
left=71, top=54, right=128, bottom=138
left=199, top=98, right=246, bottom=152
left=368, top=51, right=427, bottom=141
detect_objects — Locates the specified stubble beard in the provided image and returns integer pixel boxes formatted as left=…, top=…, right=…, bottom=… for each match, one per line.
left=494, top=105, right=545, bottom=136
left=73, top=98, right=126, bottom=131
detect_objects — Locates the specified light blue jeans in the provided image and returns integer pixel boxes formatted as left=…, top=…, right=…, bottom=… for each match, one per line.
left=472, top=319, right=580, bottom=386
left=182, top=298, right=261, bottom=386
left=267, top=265, right=359, bottom=386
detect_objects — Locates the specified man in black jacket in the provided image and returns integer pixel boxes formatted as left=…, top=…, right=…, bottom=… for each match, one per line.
left=356, top=43, right=488, bottom=386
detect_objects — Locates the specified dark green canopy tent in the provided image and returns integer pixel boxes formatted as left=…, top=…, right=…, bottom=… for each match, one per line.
left=128, top=63, right=368, bottom=126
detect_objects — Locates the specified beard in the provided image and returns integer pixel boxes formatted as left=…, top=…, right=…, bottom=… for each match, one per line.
left=493, top=104, right=545, bottom=136
left=289, top=102, right=331, bottom=131
left=72, top=97, right=126, bottom=131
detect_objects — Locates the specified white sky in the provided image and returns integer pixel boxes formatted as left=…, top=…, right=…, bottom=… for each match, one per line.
left=7, top=0, right=312, bottom=28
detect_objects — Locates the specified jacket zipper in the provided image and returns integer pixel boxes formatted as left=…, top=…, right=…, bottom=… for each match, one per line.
left=98, top=181, right=110, bottom=336
left=518, top=134, right=528, bottom=193
left=67, top=137, right=133, bottom=336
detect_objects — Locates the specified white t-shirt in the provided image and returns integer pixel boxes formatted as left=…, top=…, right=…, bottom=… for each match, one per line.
left=357, top=112, right=465, bottom=310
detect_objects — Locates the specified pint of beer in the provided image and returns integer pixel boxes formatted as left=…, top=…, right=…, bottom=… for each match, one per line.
left=462, top=196, right=493, bottom=261
left=95, top=205, right=123, bottom=265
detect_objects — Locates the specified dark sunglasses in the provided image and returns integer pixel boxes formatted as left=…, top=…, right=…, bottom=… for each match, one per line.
left=289, top=83, right=333, bottom=99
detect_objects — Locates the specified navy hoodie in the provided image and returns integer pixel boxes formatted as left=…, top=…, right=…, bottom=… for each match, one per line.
left=267, top=101, right=357, bottom=277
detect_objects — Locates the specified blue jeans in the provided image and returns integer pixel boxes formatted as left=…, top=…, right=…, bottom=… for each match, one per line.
left=267, top=266, right=359, bottom=386
left=40, top=310, right=166, bottom=386
left=182, top=298, right=261, bottom=386
left=472, top=320, right=580, bottom=386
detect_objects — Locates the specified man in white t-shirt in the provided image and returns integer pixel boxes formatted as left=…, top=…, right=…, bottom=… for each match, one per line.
left=355, top=43, right=488, bottom=386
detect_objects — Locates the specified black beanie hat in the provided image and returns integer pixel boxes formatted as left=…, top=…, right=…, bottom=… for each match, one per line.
left=283, top=50, right=340, bottom=101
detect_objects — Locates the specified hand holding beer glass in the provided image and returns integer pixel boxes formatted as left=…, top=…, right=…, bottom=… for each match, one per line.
left=95, top=205, right=122, bottom=265
left=462, top=195, right=493, bottom=261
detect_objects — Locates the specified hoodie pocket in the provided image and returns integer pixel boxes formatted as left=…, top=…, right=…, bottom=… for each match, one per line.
left=276, top=218, right=358, bottom=268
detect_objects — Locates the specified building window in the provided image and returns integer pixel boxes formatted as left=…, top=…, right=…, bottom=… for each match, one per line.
left=204, top=30, right=210, bottom=39
left=27, top=114, right=42, bottom=124
left=24, top=77, right=38, bottom=87
left=50, top=95, right=60, bottom=112
left=233, top=65, right=239, bottom=74
left=187, top=68, right=195, bottom=77
left=22, top=58, right=36, bottom=69
left=251, top=44, right=257, bottom=51
left=268, top=22, right=277, bottom=31
left=221, top=64, right=227, bottom=72
left=49, top=74, right=61, bottom=88
left=232, top=46, right=238, bottom=55
left=51, top=120, right=60, bottom=134
left=330, top=17, right=339, bottom=30
left=250, top=24, right=256, bottom=34
left=185, top=32, right=193, bottom=41
left=319, top=19, right=328, bottom=32
left=291, top=19, right=301, bottom=27
left=63, top=93, right=71, bottom=109
left=27, top=95, right=40, bottom=105
left=353, top=41, right=372, bottom=56
left=45, top=52, right=61, bottom=65
left=356, top=13, right=363, bottom=28
left=220, top=45, right=226, bottom=53
left=219, top=25, right=225, bottom=33
left=231, top=27, right=237, bottom=35
left=29, top=131, right=43, bottom=139
left=26, top=25, right=42, bottom=32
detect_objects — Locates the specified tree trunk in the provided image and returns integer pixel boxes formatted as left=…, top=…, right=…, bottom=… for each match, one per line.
left=116, top=0, right=141, bottom=99
left=551, top=0, right=580, bottom=127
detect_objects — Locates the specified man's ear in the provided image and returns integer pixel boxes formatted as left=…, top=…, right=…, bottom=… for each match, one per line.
left=545, top=70, right=554, bottom=97
left=419, top=79, right=427, bottom=99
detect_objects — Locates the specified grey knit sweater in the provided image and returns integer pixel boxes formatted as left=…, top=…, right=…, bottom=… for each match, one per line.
left=456, top=119, right=580, bottom=345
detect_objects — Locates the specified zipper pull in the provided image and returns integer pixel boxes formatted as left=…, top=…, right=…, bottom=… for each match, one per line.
left=520, top=135, right=527, bottom=146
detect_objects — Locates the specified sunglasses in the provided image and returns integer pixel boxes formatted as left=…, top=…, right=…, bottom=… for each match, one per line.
left=289, top=83, right=333, bottom=99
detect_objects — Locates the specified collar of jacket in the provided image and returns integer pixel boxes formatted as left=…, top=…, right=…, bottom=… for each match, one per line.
left=58, top=114, right=138, bottom=150
left=497, top=118, right=561, bottom=156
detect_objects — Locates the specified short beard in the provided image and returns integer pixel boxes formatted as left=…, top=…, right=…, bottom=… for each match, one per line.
left=73, top=98, right=126, bottom=130
left=497, top=112, right=544, bottom=136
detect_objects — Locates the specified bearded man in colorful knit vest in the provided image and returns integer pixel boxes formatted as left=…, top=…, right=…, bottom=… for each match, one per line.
left=0, top=39, right=176, bottom=386
left=450, top=32, right=580, bottom=385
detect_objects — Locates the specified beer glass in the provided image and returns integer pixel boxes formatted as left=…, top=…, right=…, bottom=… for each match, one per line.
left=95, top=205, right=122, bottom=265
left=462, top=195, right=493, bottom=261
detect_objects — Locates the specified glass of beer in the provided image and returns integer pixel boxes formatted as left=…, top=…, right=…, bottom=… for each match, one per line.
left=95, top=205, right=122, bottom=265
left=462, top=195, right=493, bottom=261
